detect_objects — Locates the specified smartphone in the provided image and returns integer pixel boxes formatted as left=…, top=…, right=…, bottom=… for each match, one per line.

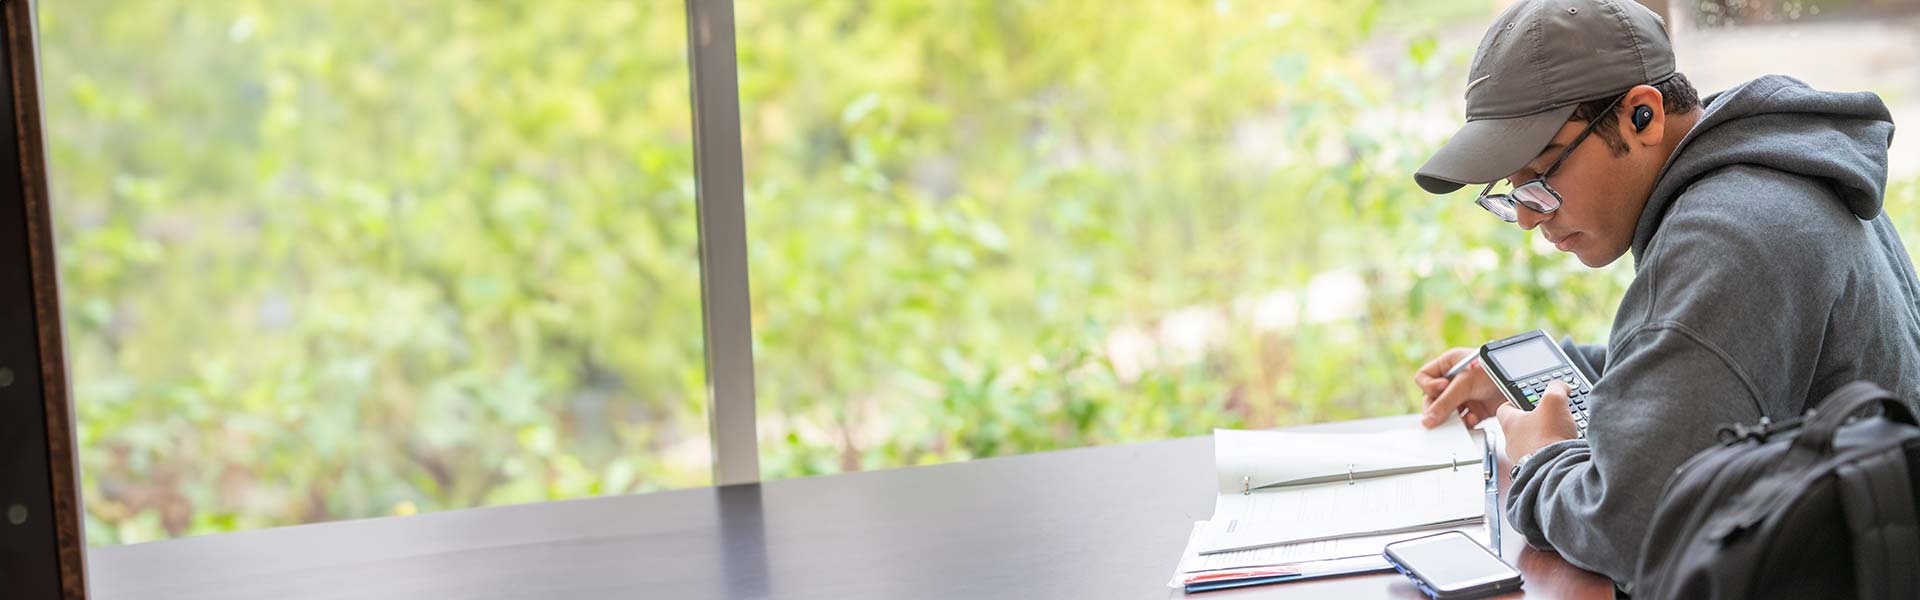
left=1383, top=531, right=1523, bottom=599
left=1476, top=329, right=1593, bottom=437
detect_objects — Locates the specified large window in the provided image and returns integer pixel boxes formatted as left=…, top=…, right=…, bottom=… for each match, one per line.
left=36, top=0, right=1920, bottom=542
left=44, top=1, right=709, bottom=544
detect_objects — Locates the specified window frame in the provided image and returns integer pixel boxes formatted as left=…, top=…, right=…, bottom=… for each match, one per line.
left=0, top=0, right=90, bottom=595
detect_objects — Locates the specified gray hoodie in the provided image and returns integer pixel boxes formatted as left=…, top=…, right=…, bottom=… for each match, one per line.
left=1506, top=74, right=1920, bottom=589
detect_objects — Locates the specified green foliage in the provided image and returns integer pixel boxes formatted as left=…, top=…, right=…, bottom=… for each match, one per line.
left=39, top=0, right=1920, bottom=546
left=46, top=1, right=708, bottom=544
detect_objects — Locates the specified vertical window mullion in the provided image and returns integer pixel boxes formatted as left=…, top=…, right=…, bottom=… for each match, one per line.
left=684, top=0, right=760, bottom=485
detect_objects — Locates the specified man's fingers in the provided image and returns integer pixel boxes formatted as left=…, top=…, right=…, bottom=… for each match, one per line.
left=1423, top=381, right=1472, bottom=428
left=1496, top=402, right=1522, bottom=422
left=1540, top=381, right=1571, bottom=409
left=1417, top=348, right=1473, bottom=380
left=1417, top=351, right=1459, bottom=378
left=1415, top=348, right=1476, bottom=427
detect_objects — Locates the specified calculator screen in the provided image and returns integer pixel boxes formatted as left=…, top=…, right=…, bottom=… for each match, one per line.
left=1488, top=338, right=1560, bottom=378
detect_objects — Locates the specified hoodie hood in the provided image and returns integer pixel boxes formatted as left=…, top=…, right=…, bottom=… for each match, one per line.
left=1632, top=75, right=1896, bottom=260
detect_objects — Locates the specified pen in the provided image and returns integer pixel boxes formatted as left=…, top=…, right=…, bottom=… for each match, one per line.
left=1444, top=355, right=1477, bottom=379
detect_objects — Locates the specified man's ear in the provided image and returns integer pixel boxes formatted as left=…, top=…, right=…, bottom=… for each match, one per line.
left=1621, top=84, right=1666, bottom=148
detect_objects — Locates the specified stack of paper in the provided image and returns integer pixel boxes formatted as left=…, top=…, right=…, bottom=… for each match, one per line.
left=1168, top=414, right=1496, bottom=593
left=1167, top=522, right=1493, bottom=592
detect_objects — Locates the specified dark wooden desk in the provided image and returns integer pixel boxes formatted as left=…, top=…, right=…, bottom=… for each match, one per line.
left=87, top=417, right=1612, bottom=599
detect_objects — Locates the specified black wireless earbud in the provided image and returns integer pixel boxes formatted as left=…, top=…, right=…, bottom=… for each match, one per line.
left=1632, top=105, right=1654, bottom=131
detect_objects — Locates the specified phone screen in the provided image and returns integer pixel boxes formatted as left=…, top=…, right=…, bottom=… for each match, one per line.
left=1387, top=532, right=1520, bottom=593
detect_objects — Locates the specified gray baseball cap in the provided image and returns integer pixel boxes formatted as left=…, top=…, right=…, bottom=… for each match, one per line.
left=1414, top=0, right=1675, bottom=195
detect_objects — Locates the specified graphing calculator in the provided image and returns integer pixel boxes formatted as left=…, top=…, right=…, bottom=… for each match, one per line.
left=1476, top=329, right=1593, bottom=437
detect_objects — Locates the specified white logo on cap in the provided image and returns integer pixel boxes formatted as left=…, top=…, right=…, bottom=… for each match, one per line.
left=1464, top=75, right=1492, bottom=97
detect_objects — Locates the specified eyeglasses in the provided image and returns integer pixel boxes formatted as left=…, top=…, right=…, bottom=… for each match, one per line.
left=1473, top=94, right=1621, bottom=223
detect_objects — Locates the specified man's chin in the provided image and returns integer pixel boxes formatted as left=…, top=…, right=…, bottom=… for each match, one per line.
left=1573, top=246, right=1627, bottom=268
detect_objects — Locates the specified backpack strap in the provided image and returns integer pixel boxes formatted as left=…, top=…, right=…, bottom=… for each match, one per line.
left=1836, top=447, right=1920, bottom=599
left=1789, top=382, right=1918, bottom=462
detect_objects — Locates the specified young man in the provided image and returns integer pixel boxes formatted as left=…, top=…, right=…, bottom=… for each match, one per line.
left=1408, top=0, right=1920, bottom=589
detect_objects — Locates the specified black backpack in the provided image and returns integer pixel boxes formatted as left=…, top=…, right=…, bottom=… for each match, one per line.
left=1632, top=381, right=1920, bottom=599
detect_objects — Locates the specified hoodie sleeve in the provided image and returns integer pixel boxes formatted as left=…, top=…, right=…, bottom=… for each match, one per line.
left=1507, top=324, right=1761, bottom=587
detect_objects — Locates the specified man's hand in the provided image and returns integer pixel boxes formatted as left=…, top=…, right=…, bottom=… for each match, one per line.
left=1497, top=380, right=1580, bottom=463
left=1415, top=347, right=1504, bottom=429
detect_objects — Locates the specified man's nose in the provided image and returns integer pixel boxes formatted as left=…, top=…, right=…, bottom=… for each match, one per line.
left=1514, top=204, right=1550, bottom=231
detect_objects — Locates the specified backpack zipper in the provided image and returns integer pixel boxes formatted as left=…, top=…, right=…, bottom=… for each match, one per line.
left=1716, top=413, right=1811, bottom=446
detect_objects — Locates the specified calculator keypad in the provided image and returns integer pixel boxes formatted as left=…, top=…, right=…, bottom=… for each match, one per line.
left=1519, top=369, right=1591, bottom=437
